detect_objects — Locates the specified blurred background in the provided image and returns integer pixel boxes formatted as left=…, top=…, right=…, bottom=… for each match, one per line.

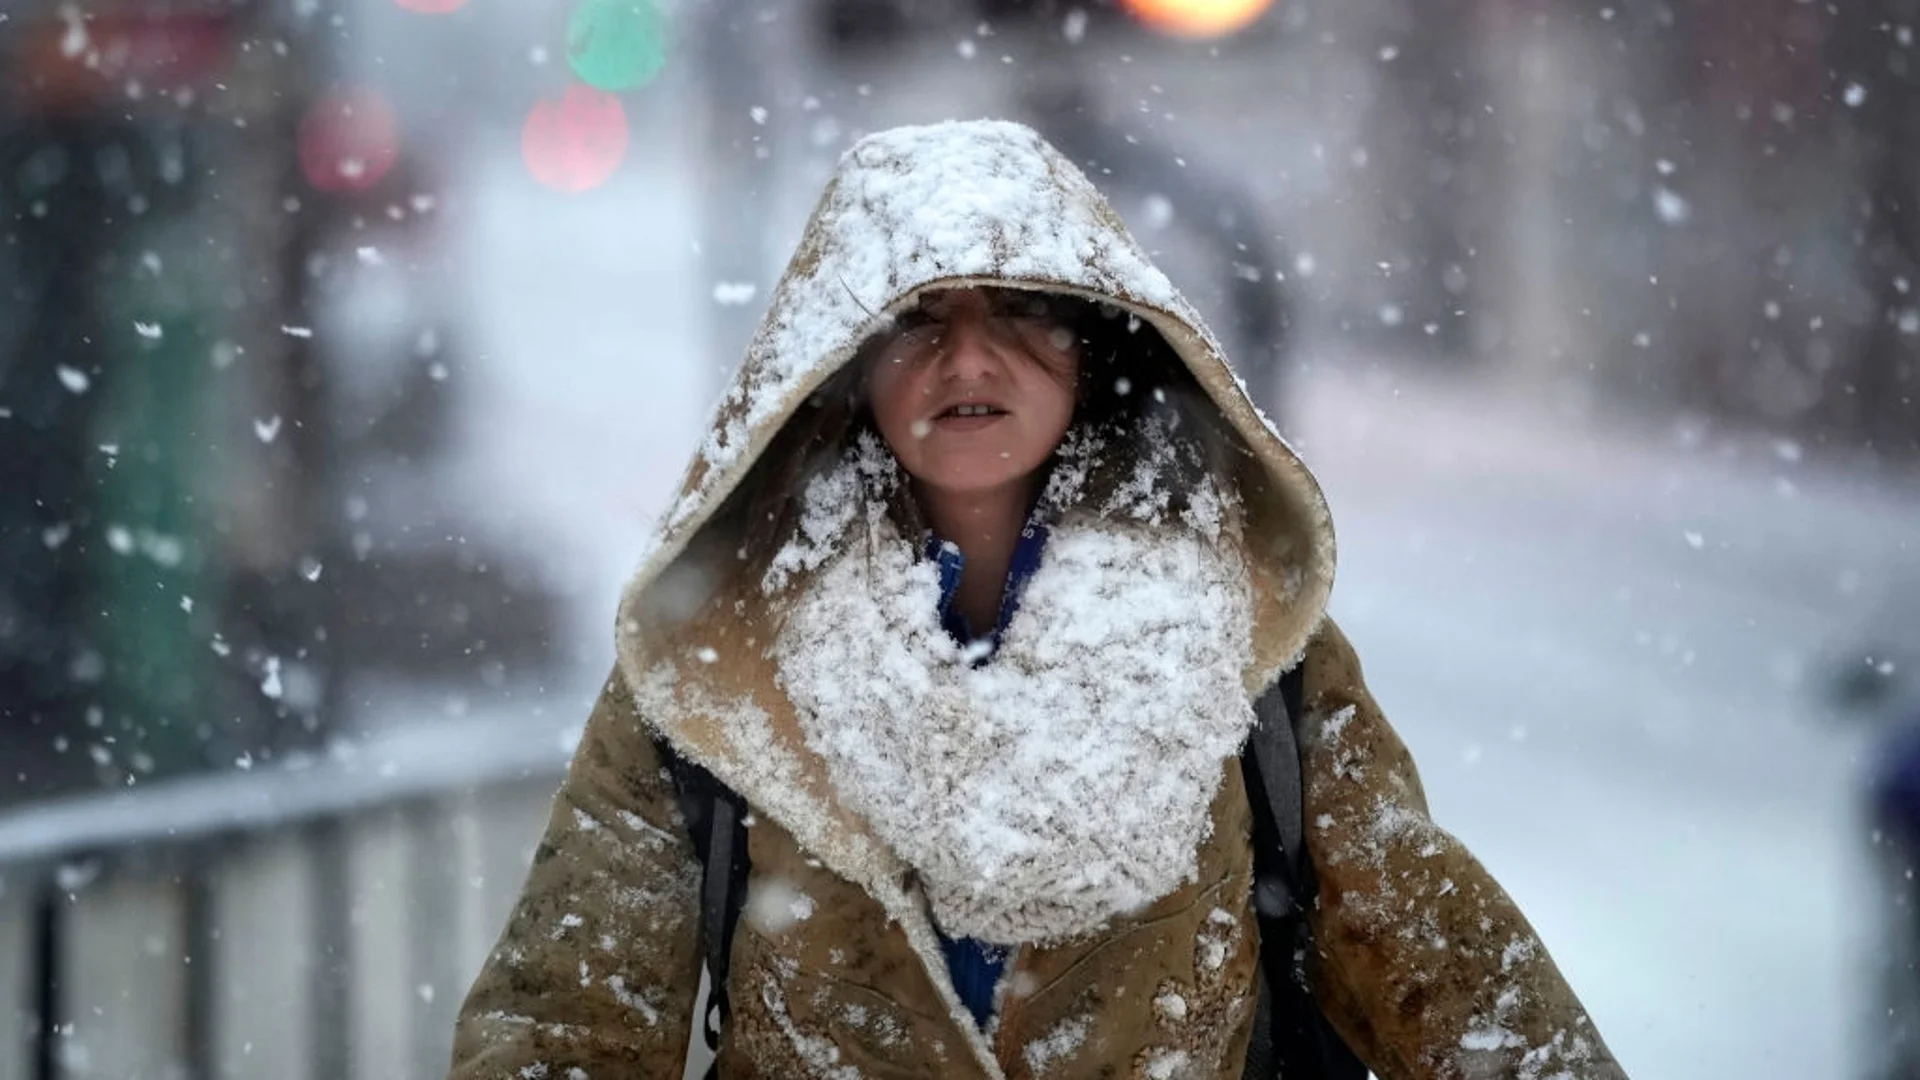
left=2, top=0, right=1918, bottom=1077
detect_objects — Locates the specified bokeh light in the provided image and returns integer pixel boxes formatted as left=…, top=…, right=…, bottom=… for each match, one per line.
left=1120, top=0, right=1274, bottom=38
left=521, top=85, right=630, bottom=194
left=567, top=0, right=670, bottom=92
left=297, top=87, right=401, bottom=194
left=393, top=0, right=471, bottom=12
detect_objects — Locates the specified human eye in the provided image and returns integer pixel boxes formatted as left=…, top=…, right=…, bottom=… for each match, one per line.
left=891, top=308, right=936, bottom=333
left=880, top=311, right=943, bottom=362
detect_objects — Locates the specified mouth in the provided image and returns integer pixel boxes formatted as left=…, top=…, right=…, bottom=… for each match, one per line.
left=934, top=403, right=1008, bottom=420
left=923, top=402, right=1009, bottom=435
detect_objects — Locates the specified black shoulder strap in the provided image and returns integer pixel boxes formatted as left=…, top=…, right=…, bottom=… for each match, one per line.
left=1243, top=664, right=1314, bottom=918
left=657, top=740, right=749, bottom=1060
left=1240, top=665, right=1370, bottom=1080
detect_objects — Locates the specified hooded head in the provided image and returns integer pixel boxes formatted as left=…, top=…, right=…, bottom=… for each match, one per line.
left=611, top=122, right=1336, bottom=916
left=620, top=118, right=1332, bottom=692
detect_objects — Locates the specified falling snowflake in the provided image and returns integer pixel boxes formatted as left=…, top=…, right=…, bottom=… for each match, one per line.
left=712, top=282, right=758, bottom=306
left=56, top=365, right=90, bottom=393
left=1654, top=188, right=1691, bottom=225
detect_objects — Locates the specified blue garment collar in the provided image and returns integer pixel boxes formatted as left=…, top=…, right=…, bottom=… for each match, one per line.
left=926, top=513, right=1050, bottom=654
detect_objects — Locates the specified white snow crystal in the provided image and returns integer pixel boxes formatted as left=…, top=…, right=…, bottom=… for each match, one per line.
left=744, top=878, right=814, bottom=936
left=58, top=3, right=87, bottom=57
left=1142, top=193, right=1174, bottom=229
left=254, top=416, right=282, bottom=444
left=260, top=657, right=284, bottom=700
left=712, top=281, right=758, bottom=306
left=280, top=325, right=313, bottom=339
left=56, top=365, right=90, bottom=394
left=1845, top=82, right=1867, bottom=107
left=1653, top=187, right=1691, bottom=225
left=1501, top=935, right=1538, bottom=972
left=1144, top=1049, right=1190, bottom=1079
left=56, top=859, right=100, bottom=892
left=1023, top=1016, right=1089, bottom=1076
left=1461, top=1024, right=1523, bottom=1052
left=133, top=321, right=163, bottom=340
left=1062, top=9, right=1088, bottom=43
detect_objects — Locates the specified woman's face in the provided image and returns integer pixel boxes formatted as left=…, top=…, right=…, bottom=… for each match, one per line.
left=866, top=287, right=1081, bottom=499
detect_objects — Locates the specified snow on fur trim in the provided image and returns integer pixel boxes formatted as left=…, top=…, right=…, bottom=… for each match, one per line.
left=773, top=505, right=1257, bottom=946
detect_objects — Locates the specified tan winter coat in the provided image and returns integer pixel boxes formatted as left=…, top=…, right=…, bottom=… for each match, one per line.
left=448, top=121, right=1628, bottom=1080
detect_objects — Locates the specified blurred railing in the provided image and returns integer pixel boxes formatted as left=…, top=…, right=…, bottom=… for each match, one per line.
left=0, top=716, right=575, bottom=1080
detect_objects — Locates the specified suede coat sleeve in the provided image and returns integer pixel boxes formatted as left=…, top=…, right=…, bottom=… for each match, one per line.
left=447, top=674, right=704, bottom=1080
left=1300, top=621, right=1630, bottom=1080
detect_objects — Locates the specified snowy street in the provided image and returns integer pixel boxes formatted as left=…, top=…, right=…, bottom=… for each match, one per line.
left=6, top=2, right=1917, bottom=1075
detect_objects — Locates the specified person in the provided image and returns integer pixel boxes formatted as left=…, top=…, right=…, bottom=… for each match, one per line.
left=446, top=120, right=1628, bottom=1080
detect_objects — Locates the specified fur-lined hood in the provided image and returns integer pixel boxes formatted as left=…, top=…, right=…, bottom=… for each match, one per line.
left=614, top=117, right=1333, bottom=796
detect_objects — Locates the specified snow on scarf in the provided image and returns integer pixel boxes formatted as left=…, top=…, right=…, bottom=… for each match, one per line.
left=771, top=445, right=1257, bottom=946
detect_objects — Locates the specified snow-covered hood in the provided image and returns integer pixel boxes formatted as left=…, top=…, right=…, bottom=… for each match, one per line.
left=617, top=118, right=1333, bottom=700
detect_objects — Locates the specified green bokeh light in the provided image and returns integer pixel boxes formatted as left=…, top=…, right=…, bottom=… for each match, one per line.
left=568, top=0, right=669, bottom=92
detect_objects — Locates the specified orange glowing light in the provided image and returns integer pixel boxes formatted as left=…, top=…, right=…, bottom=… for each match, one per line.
left=393, top=0, right=471, bottom=12
left=1120, top=0, right=1273, bottom=38
left=521, top=85, right=630, bottom=194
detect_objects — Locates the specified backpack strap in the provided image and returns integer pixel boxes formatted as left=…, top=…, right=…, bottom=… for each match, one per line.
left=1240, top=665, right=1371, bottom=1080
left=1244, top=664, right=1314, bottom=918
left=657, top=740, right=749, bottom=1061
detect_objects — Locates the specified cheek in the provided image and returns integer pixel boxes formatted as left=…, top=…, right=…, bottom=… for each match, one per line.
left=867, top=364, right=919, bottom=437
left=1034, top=364, right=1080, bottom=434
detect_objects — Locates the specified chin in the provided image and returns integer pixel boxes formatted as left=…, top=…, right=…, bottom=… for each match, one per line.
left=918, top=462, right=1041, bottom=497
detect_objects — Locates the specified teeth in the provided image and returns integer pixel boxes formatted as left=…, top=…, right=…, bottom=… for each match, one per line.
left=951, top=404, right=995, bottom=417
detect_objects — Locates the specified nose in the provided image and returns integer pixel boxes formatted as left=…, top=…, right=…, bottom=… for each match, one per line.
left=934, top=305, right=1003, bottom=382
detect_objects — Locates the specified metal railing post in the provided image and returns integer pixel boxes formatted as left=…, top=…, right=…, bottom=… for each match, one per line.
left=30, top=882, right=56, bottom=1080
